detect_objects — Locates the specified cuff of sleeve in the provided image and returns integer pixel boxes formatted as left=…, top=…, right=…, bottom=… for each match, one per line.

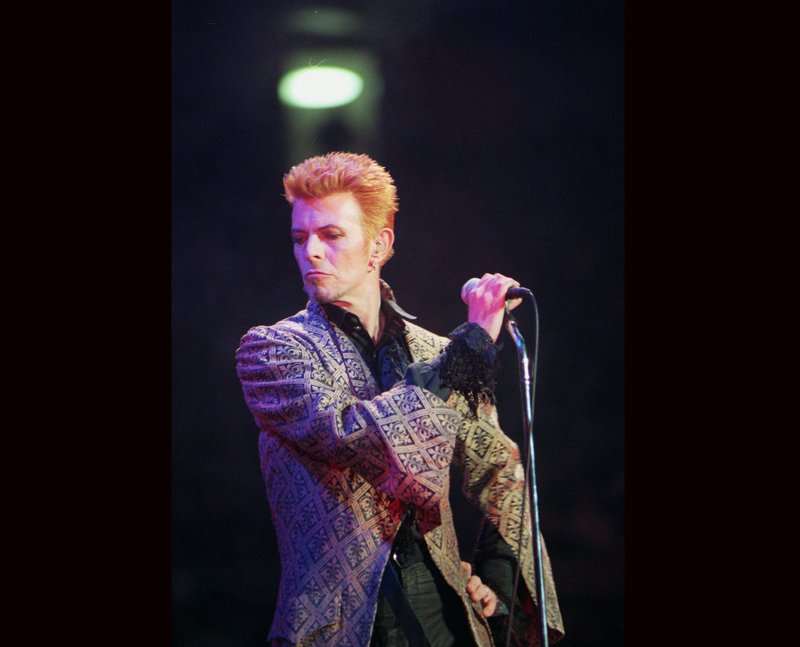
left=439, top=322, right=500, bottom=418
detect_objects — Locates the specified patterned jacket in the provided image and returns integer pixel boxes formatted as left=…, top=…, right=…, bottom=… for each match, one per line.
left=236, top=292, right=564, bottom=646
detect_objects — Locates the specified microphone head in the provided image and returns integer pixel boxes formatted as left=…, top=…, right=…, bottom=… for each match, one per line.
left=460, top=277, right=480, bottom=304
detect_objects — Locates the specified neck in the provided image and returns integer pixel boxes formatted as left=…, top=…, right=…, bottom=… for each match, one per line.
left=331, top=280, right=383, bottom=343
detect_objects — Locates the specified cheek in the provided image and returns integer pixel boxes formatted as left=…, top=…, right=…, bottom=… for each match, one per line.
left=293, top=247, right=306, bottom=267
left=342, top=249, right=366, bottom=271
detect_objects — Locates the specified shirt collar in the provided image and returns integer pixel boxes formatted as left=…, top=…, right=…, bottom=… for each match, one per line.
left=319, top=283, right=416, bottom=347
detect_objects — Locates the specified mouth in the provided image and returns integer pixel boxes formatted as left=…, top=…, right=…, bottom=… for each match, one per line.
left=304, top=271, right=331, bottom=280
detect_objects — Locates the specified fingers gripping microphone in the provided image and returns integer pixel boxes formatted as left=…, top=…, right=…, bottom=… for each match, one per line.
left=460, top=278, right=533, bottom=304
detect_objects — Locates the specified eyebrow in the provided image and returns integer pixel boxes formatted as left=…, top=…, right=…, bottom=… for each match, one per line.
left=290, top=224, right=343, bottom=233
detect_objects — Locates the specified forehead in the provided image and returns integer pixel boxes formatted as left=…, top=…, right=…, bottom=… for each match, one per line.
left=291, top=192, right=364, bottom=231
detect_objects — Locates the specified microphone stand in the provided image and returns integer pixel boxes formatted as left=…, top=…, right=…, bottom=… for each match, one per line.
left=504, top=292, right=548, bottom=647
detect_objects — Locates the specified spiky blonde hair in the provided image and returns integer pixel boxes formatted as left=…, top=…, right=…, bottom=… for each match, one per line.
left=283, top=152, right=398, bottom=264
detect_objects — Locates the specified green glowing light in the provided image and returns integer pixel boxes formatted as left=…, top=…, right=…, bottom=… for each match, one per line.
left=278, top=66, right=364, bottom=109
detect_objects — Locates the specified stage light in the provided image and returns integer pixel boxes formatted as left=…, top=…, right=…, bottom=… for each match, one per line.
left=278, top=66, right=364, bottom=109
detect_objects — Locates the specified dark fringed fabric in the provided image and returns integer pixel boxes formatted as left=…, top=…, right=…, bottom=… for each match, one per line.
left=440, top=322, right=500, bottom=418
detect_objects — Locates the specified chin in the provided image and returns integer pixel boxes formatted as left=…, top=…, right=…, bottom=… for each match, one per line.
left=304, top=283, right=339, bottom=305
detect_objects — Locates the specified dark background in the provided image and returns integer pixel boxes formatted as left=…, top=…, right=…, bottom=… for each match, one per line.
left=172, top=1, right=623, bottom=645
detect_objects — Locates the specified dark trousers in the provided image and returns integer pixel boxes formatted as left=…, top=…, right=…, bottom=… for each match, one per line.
left=370, top=559, right=478, bottom=647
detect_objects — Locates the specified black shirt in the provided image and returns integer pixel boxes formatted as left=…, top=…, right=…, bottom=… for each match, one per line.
left=321, top=298, right=453, bottom=403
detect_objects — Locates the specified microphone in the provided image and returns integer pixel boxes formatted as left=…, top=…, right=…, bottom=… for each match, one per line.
left=460, top=278, right=532, bottom=304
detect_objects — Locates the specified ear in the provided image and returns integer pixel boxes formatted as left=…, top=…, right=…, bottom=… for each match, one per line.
left=372, top=228, right=394, bottom=265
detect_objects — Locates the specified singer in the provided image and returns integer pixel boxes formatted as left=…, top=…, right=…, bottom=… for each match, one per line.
left=236, top=152, right=564, bottom=646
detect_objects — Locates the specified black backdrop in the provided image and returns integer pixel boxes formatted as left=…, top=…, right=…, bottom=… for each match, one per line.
left=172, top=1, right=623, bottom=645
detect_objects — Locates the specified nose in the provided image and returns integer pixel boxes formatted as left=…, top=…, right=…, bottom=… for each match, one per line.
left=303, top=234, right=323, bottom=261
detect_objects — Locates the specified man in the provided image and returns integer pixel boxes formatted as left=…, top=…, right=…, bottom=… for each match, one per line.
left=236, top=152, right=564, bottom=646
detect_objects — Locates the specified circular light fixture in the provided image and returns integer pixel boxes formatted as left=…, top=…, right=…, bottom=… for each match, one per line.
left=278, top=66, right=364, bottom=109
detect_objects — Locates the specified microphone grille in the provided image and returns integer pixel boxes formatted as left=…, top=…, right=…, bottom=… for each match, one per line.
left=460, top=278, right=480, bottom=304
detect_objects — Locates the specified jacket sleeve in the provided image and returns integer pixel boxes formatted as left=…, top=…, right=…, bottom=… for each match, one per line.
left=235, top=324, right=462, bottom=532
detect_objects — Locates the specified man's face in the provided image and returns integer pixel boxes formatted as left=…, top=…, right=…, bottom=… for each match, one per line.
left=291, top=192, right=373, bottom=305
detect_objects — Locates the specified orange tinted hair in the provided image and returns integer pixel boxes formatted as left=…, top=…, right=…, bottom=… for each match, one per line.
left=283, top=152, right=398, bottom=262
